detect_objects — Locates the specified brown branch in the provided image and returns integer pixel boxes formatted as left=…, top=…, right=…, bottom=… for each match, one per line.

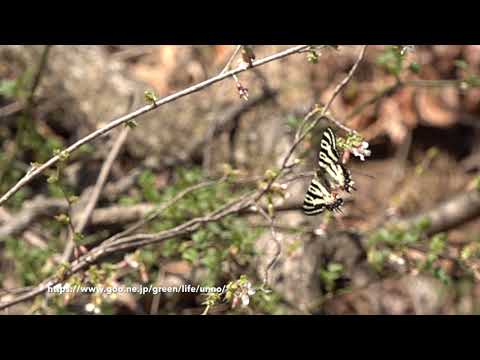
left=101, top=178, right=223, bottom=246
left=0, top=101, right=24, bottom=118
left=257, top=207, right=281, bottom=286
left=392, top=189, right=480, bottom=236
left=0, top=207, right=47, bottom=248
left=0, top=197, right=65, bottom=240
left=26, top=45, right=53, bottom=109
left=0, top=175, right=258, bottom=241
left=0, top=45, right=311, bottom=207
left=0, top=168, right=141, bottom=241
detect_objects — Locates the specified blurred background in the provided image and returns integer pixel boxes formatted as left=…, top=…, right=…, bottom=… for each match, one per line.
left=0, top=45, right=479, bottom=314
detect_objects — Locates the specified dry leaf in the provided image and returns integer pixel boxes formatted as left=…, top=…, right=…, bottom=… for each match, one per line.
left=415, top=88, right=457, bottom=127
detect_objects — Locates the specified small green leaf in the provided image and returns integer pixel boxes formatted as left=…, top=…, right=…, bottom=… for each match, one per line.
left=74, top=232, right=85, bottom=242
left=68, top=195, right=79, bottom=204
left=433, top=267, right=451, bottom=285
left=455, top=60, right=468, bottom=70
left=429, top=233, right=446, bottom=254
left=125, top=119, right=138, bottom=129
left=182, top=247, right=199, bottom=263
left=475, top=176, right=480, bottom=192
left=0, top=79, right=18, bottom=98
left=53, top=149, right=70, bottom=162
left=144, top=90, right=158, bottom=104
left=47, top=174, right=59, bottom=184
left=307, top=50, right=319, bottom=64
left=54, top=214, right=70, bottom=225
left=409, top=62, right=421, bottom=74
left=327, top=262, right=343, bottom=273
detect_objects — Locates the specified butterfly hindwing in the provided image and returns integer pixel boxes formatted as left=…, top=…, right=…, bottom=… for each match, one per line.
left=302, top=176, right=343, bottom=216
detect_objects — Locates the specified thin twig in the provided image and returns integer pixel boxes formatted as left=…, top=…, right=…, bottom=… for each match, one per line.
left=0, top=101, right=24, bottom=118
left=0, top=45, right=311, bottom=207
left=346, top=81, right=401, bottom=121
left=102, top=178, right=224, bottom=246
left=26, top=45, right=53, bottom=109
left=323, top=46, right=368, bottom=123
left=220, top=45, right=242, bottom=74
left=0, top=207, right=47, bottom=248
left=61, top=127, right=131, bottom=262
left=257, top=207, right=281, bottom=287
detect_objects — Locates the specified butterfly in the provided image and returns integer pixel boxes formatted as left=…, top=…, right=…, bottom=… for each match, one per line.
left=302, top=127, right=354, bottom=216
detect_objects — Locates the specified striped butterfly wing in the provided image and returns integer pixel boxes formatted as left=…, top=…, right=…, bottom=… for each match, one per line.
left=302, top=176, right=343, bottom=216
left=318, top=127, right=355, bottom=193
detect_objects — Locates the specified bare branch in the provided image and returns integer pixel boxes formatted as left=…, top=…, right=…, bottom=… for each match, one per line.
left=61, top=127, right=131, bottom=262
left=0, top=197, right=65, bottom=240
left=219, top=45, right=242, bottom=74
left=392, top=189, right=480, bottom=236
left=257, top=207, right=281, bottom=287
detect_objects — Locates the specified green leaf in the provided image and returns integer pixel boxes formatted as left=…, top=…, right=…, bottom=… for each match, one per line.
left=415, top=217, right=432, bottom=232
left=376, top=46, right=404, bottom=77
left=0, top=79, right=18, bottom=98
left=125, top=119, right=138, bottom=129
left=307, top=50, right=319, bottom=64
left=144, top=90, right=158, bottom=104
left=182, top=247, right=199, bottom=263
left=74, top=232, right=85, bottom=242
left=138, top=169, right=161, bottom=203
left=286, top=115, right=302, bottom=130
left=47, top=174, right=59, bottom=184
left=433, top=267, right=451, bottom=285
left=54, top=213, right=70, bottom=225
left=429, top=233, right=446, bottom=254
left=409, top=62, right=421, bottom=74
left=455, top=60, right=469, bottom=70
left=327, top=262, right=344, bottom=273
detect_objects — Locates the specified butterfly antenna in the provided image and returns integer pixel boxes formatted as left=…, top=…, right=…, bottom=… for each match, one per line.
left=351, top=170, right=376, bottom=180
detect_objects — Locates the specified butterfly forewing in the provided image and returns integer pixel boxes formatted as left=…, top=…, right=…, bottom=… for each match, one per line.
left=318, top=127, right=355, bottom=193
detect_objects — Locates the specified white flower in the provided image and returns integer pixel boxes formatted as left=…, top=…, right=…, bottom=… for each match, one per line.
left=85, top=303, right=96, bottom=313
left=241, top=293, right=250, bottom=307
left=232, top=281, right=256, bottom=308
left=240, top=282, right=256, bottom=307
left=351, top=141, right=371, bottom=161
left=400, top=45, right=415, bottom=55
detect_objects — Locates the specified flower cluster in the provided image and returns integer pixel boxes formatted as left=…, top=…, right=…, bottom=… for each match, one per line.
left=225, top=275, right=256, bottom=308
left=350, top=141, right=371, bottom=161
